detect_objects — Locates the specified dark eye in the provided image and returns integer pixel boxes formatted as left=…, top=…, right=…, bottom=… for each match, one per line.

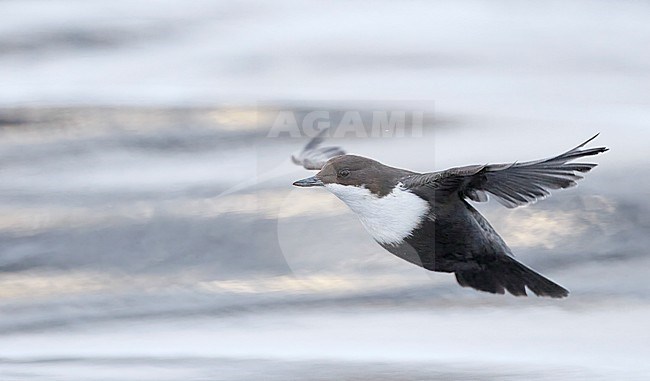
left=338, top=169, right=350, bottom=178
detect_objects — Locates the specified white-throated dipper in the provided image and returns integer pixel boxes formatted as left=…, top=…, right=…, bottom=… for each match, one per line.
left=292, top=132, right=608, bottom=298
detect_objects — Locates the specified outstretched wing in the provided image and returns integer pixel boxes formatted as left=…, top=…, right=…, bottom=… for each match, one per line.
left=291, top=128, right=345, bottom=170
left=402, top=134, right=608, bottom=208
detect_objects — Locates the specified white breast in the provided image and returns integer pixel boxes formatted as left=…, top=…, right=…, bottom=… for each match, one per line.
left=324, top=183, right=430, bottom=245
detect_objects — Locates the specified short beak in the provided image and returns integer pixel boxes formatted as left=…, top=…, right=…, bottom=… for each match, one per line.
left=293, top=176, right=324, bottom=187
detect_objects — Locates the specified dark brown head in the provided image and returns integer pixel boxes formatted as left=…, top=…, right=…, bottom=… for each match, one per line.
left=293, top=155, right=411, bottom=197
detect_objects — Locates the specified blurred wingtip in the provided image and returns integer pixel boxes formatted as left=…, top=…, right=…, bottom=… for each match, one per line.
left=292, top=127, right=346, bottom=171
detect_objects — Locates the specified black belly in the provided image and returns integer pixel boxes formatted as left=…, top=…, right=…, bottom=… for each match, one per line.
left=380, top=201, right=507, bottom=273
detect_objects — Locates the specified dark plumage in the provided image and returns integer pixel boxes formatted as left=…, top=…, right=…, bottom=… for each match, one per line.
left=293, top=132, right=608, bottom=298
left=401, top=134, right=607, bottom=208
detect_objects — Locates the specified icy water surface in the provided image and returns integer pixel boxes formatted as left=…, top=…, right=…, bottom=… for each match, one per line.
left=1, top=107, right=648, bottom=380
left=1, top=0, right=650, bottom=380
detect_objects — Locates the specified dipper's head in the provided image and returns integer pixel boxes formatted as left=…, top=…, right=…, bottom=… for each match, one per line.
left=293, top=155, right=406, bottom=197
left=293, top=155, right=429, bottom=245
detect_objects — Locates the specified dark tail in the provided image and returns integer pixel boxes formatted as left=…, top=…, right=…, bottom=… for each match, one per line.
left=455, top=257, right=569, bottom=298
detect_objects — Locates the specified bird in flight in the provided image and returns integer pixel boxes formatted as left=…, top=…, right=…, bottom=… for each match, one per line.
left=292, top=130, right=607, bottom=298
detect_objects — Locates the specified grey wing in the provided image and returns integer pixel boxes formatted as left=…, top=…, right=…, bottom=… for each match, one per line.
left=403, top=134, right=608, bottom=208
left=291, top=128, right=345, bottom=170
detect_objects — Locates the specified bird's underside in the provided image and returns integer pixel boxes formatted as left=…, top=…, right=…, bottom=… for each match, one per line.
left=379, top=200, right=570, bottom=297
left=292, top=131, right=608, bottom=298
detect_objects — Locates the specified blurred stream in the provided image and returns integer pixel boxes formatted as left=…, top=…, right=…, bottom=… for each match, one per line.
left=1, top=1, right=649, bottom=380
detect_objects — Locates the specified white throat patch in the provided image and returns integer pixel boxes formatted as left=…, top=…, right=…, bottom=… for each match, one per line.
left=324, top=183, right=430, bottom=245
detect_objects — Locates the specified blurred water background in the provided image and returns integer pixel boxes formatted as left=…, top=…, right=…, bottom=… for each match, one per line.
left=1, top=1, right=650, bottom=380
